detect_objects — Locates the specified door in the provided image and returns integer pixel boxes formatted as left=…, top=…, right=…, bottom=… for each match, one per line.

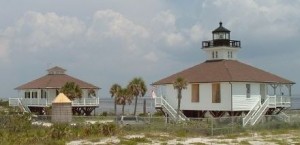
left=260, top=84, right=266, bottom=103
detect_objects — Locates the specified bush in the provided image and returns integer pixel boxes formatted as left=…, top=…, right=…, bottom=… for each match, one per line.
left=101, top=111, right=108, bottom=116
left=102, top=123, right=117, bottom=136
left=50, top=123, right=71, bottom=139
left=153, top=111, right=164, bottom=116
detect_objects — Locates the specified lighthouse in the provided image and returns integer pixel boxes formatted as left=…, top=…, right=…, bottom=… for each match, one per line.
left=202, top=22, right=241, bottom=60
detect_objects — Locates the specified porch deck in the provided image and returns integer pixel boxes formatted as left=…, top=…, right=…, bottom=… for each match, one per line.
left=9, top=97, right=100, bottom=107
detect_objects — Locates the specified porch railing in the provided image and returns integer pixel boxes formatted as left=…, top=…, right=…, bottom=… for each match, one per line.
left=72, top=98, right=99, bottom=106
left=9, top=97, right=99, bottom=107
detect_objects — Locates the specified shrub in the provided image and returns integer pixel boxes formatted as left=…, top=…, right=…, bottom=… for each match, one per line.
left=153, top=111, right=164, bottom=116
left=50, top=123, right=71, bottom=139
left=101, top=111, right=108, bottom=116
left=102, top=123, right=117, bottom=136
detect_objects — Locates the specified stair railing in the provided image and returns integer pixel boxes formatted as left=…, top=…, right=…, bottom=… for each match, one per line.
left=243, top=99, right=260, bottom=127
left=277, top=112, right=290, bottom=122
left=159, top=97, right=188, bottom=121
left=160, top=97, right=177, bottom=119
left=251, top=96, right=270, bottom=125
left=18, top=98, right=31, bottom=113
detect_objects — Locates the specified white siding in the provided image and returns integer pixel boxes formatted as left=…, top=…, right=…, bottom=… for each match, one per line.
left=160, top=82, right=232, bottom=111
left=157, top=82, right=264, bottom=111
left=232, top=83, right=261, bottom=111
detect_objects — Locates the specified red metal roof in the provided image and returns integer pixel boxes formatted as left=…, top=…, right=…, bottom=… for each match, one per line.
left=16, top=67, right=100, bottom=90
left=153, top=60, right=294, bottom=85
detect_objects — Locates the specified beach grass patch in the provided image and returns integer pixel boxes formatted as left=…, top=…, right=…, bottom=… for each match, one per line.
left=129, top=137, right=151, bottom=143
left=190, top=142, right=207, bottom=145
left=220, top=133, right=240, bottom=139
left=213, top=140, right=230, bottom=144
left=266, top=138, right=289, bottom=145
left=119, top=139, right=137, bottom=145
left=239, top=140, right=251, bottom=145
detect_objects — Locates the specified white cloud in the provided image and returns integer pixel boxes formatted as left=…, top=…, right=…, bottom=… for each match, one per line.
left=152, top=10, right=176, bottom=31
left=162, top=32, right=185, bottom=47
left=87, top=9, right=149, bottom=51
left=6, top=11, right=86, bottom=52
left=189, top=24, right=206, bottom=43
left=209, top=0, right=300, bottom=39
left=144, top=51, right=159, bottom=62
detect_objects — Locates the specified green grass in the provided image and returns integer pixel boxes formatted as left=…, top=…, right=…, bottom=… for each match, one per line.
left=240, top=140, right=251, bottom=145
left=1, top=108, right=300, bottom=145
left=266, top=138, right=289, bottom=145
left=190, top=142, right=207, bottom=145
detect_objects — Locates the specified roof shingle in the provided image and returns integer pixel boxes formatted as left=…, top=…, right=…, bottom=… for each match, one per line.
left=16, top=67, right=100, bottom=90
left=153, top=60, right=294, bottom=85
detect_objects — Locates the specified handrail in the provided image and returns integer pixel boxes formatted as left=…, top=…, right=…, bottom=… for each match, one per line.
left=179, top=110, right=189, bottom=121
left=243, top=98, right=260, bottom=126
left=251, top=97, right=270, bottom=125
left=18, top=99, right=31, bottom=113
left=160, top=98, right=177, bottom=119
left=278, top=112, right=290, bottom=122
left=72, top=98, right=99, bottom=106
left=159, top=97, right=188, bottom=121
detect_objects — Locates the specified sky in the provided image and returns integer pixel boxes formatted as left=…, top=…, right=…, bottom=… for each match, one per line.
left=0, top=0, right=300, bottom=99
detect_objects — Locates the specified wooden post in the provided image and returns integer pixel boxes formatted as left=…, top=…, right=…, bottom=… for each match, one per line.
left=270, top=84, right=278, bottom=95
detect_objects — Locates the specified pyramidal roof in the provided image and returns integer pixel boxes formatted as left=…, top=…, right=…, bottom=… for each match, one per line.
left=16, top=66, right=100, bottom=90
left=52, top=93, right=71, bottom=103
left=153, top=60, right=294, bottom=85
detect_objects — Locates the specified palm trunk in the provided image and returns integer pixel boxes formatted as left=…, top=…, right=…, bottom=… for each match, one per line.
left=177, top=89, right=182, bottom=121
left=134, top=95, right=138, bottom=115
left=122, top=104, right=125, bottom=115
left=143, top=99, right=146, bottom=115
left=114, top=98, right=117, bottom=115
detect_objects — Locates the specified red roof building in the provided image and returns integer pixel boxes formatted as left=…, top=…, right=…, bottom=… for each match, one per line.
left=10, top=66, right=100, bottom=115
left=153, top=22, right=294, bottom=126
left=16, top=66, right=100, bottom=90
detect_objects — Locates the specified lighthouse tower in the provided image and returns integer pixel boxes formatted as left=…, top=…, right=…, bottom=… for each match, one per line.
left=202, top=22, right=241, bottom=60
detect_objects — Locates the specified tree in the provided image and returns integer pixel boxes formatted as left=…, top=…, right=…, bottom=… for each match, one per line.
left=173, top=77, right=187, bottom=120
left=109, top=84, right=121, bottom=115
left=116, top=88, right=133, bottom=115
left=128, top=77, right=147, bottom=116
left=60, top=82, right=82, bottom=100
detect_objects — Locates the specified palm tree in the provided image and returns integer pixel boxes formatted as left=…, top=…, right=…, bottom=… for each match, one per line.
left=60, top=82, right=82, bottom=100
left=116, top=88, right=133, bottom=115
left=173, top=77, right=187, bottom=120
left=109, top=84, right=121, bottom=115
left=128, top=77, right=147, bottom=115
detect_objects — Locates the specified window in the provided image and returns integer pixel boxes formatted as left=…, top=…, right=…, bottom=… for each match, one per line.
left=212, top=51, right=214, bottom=58
left=228, top=51, right=230, bottom=58
left=41, top=90, right=47, bottom=99
left=25, top=92, right=30, bottom=98
left=212, top=83, right=221, bottom=103
left=32, top=92, right=37, bottom=98
left=246, top=84, right=251, bottom=98
left=191, top=84, right=199, bottom=102
left=228, top=51, right=233, bottom=58
left=215, top=51, right=218, bottom=58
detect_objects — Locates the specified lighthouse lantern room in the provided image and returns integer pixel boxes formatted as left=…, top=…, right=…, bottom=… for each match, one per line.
left=202, top=22, right=241, bottom=60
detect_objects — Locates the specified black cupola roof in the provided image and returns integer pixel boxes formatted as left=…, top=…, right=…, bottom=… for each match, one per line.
left=212, top=22, right=230, bottom=33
